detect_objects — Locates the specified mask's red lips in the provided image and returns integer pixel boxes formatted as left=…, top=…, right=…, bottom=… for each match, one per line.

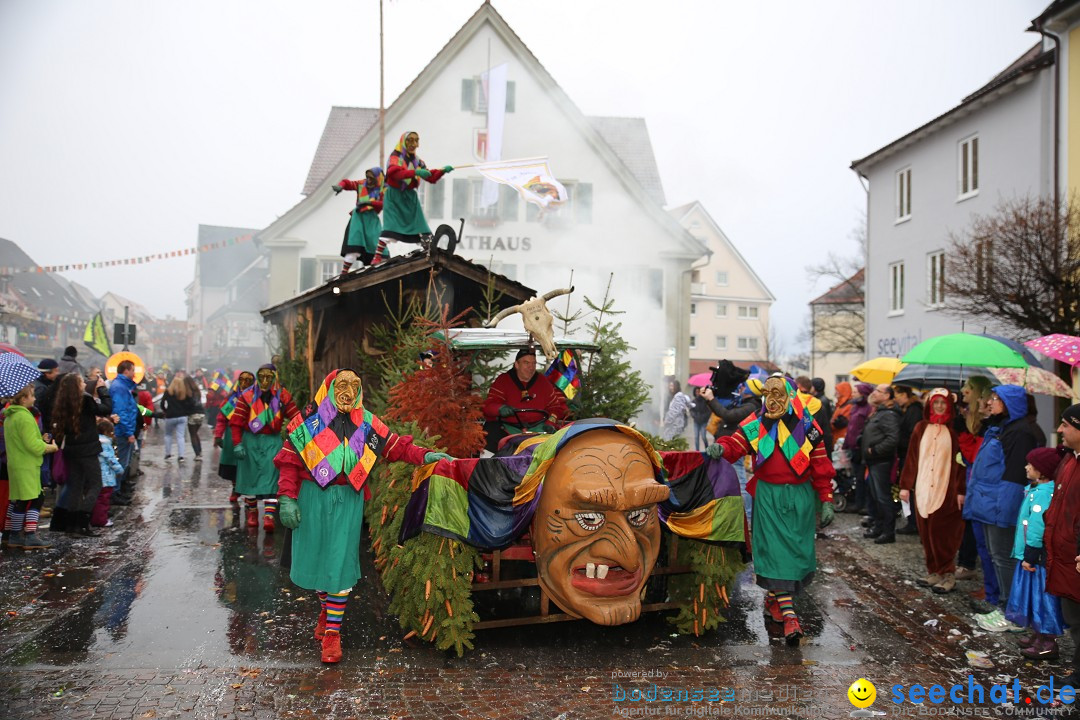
left=570, top=565, right=642, bottom=596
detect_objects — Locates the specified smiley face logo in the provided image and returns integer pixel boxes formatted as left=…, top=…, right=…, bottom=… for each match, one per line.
left=847, top=678, right=876, bottom=708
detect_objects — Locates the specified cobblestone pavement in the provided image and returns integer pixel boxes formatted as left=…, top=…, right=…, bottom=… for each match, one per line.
left=2, top=430, right=1078, bottom=718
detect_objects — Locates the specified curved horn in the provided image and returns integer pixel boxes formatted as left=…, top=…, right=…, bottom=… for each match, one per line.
left=484, top=303, right=523, bottom=328
left=541, top=286, right=574, bottom=303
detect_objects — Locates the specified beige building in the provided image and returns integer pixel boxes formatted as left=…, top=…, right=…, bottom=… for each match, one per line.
left=809, top=268, right=864, bottom=395
left=669, top=202, right=775, bottom=375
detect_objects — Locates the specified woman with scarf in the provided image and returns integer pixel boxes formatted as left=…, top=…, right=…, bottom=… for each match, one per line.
left=374, top=131, right=452, bottom=261
left=230, top=365, right=300, bottom=532
left=273, top=369, right=452, bottom=663
left=333, top=167, right=385, bottom=273
left=214, top=371, right=254, bottom=504
left=899, top=389, right=965, bottom=594
left=707, top=374, right=836, bottom=644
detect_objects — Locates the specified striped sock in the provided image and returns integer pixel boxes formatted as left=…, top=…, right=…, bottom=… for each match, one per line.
left=4, top=503, right=14, bottom=533
left=775, top=593, right=796, bottom=618
left=263, top=498, right=278, bottom=521
left=244, top=497, right=257, bottom=512
left=8, top=510, right=25, bottom=534
left=341, top=260, right=353, bottom=273
left=24, top=508, right=40, bottom=535
left=317, top=591, right=328, bottom=609
left=324, top=590, right=350, bottom=635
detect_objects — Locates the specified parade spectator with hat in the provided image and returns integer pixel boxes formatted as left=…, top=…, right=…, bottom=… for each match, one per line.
left=1043, top=404, right=1080, bottom=685
left=58, top=346, right=84, bottom=377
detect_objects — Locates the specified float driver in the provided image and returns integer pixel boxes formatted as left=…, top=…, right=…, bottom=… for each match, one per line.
left=482, top=348, right=569, bottom=451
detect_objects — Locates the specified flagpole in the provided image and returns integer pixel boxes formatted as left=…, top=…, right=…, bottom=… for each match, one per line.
left=379, top=0, right=385, bottom=168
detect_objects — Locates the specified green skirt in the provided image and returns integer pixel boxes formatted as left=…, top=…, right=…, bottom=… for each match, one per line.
left=381, top=185, right=430, bottom=237
left=341, top=210, right=382, bottom=255
left=234, top=431, right=282, bottom=497
left=752, top=480, right=817, bottom=593
left=220, top=428, right=237, bottom=466
left=290, top=481, right=365, bottom=593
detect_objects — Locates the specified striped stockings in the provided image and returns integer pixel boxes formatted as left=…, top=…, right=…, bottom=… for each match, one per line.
left=5, top=503, right=23, bottom=533
left=263, top=498, right=278, bottom=522
left=244, top=497, right=257, bottom=512
left=322, top=590, right=350, bottom=635
left=772, top=592, right=796, bottom=618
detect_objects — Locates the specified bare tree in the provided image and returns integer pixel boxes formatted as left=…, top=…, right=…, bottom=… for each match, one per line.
left=802, top=213, right=866, bottom=357
left=945, top=195, right=1080, bottom=337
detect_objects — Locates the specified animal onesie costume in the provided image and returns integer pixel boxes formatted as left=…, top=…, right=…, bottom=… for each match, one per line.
left=899, top=388, right=965, bottom=590
left=230, top=365, right=299, bottom=531
left=336, top=167, right=385, bottom=271
left=376, top=131, right=450, bottom=253
left=710, top=375, right=835, bottom=643
left=273, top=369, right=449, bottom=663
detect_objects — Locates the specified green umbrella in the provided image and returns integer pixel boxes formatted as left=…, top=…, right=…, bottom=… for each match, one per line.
left=901, top=333, right=1028, bottom=368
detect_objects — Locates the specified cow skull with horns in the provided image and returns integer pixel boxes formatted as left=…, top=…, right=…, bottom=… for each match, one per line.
left=484, top=287, right=574, bottom=359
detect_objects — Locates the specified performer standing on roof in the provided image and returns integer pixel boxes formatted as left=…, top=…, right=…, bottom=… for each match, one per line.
left=333, top=167, right=385, bottom=274
left=373, top=131, right=452, bottom=263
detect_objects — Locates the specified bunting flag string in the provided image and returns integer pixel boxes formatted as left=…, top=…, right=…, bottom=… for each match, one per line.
left=0, top=234, right=254, bottom=275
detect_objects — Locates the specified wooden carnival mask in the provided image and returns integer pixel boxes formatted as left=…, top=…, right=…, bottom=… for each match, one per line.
left=332, top=370, right=362, bottom=411
left=235, top=372, right=255, bottom=393
left=762, top=375, right=791, bottom=419
left=531, top=429, right=670, bottom=625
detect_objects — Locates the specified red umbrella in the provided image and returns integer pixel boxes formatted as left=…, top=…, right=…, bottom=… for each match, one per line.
left=688, top=372, right=712, bottom=387
left=0, top=342, right=25, bottom=357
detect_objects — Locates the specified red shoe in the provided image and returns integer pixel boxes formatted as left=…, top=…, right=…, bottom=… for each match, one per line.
left=370, top=254, right=384, bottom=267
left=245, top=509, right=258, bottom=528
left=321, top=632, right=342, bottom=663
left=783, top=615, right=803, bottom=645
left=263, top=514, right=275, bottom=533
left=228, top=492, right=239, bottom=504
left=763, top=596, right=783, bottom=624
left=315, top=609, right=327, bottom=640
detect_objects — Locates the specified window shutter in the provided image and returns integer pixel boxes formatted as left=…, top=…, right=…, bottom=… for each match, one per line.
left=299, top=258, right=318, bottom=292
left=575, top=182, right=593, bottom=224
left=452, top=178, right=469, bottom=219
left=427, top=181, right=445, bottom=219
left=499, top=183, right=519, bottom=221
left=505, top=81, right=516, bottom=112
left=461, top=79, right=475, bottom=111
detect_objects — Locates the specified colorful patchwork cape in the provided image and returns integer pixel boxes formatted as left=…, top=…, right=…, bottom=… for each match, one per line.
left=738, top=381, right=821, bottom=476
left=399, top=418, right=745, bottom=550
left=247, top=385, right=283, bottom=434
left=285, top=370, right=390, bottom=492
left=544, top=350, right=581, bottom=400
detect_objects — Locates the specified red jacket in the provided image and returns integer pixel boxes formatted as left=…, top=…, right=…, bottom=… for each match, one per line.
left=1045, top=452, right=1080, bottom=603
left=274, top=432, right=427, bottom=501
left=715, top=429, right=835, bottom=503
left=481, top=371, right=568, bottom=424
left=386, top=164, right=445, bottom=191
left=229, top=387, right=300, bottom=446
left=137, top=390, right=154, bottom=429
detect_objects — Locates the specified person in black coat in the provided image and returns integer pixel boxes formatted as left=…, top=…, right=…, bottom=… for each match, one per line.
left=894, top=386, right=924, bottom=535
left=861, top=385, right=902, bottom=544
left=51, top=373, right=114, bottom=535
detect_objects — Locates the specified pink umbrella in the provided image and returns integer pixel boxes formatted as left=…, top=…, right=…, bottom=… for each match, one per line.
left=1025, top=334, right=1080, bottom=366
left=687, top=372, right=712, bottom=387
left=990, top=367, right=1076, bottom=399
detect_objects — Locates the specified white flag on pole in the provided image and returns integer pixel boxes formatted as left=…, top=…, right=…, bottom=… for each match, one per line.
left=473, top=157, right=568, bottom=209
left=480, top=64, right=508, bottom=209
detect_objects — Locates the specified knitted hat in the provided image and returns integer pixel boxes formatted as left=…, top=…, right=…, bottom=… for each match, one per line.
left=855, top=382, right=874, bottom=397
left=515, top=347, right=536, bottom=360
left=1027, top=447, right=1064, bottom=480
left=1063, top=403, right=1080, bottom=430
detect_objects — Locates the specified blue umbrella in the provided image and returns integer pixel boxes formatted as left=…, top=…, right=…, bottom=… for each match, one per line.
left=977, top=333, right=1041, bottom=366
left=0, top=352, right=41, bottom=398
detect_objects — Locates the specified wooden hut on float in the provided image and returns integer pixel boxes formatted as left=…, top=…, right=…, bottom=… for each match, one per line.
left=260, top=247, right=534, bottom=395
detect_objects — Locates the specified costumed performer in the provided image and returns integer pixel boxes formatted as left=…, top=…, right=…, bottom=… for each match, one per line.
left=333, top=167, right=385, bottom=274
left=481, top=347, right=569, bottom=452
left=214, top=370, right=255, bottom=504
left=707, top=373, right=835, bottom=644
left=230, top=364, right=299, bottom=532
left=898, top=388, right=965, bottom=594
left=273, top=369, right=453, bottom=663
left=374, top=131, right=452, bottom=262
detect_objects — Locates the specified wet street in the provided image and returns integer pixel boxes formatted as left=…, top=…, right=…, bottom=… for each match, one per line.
left=2, top=428, right=1077, bottom=719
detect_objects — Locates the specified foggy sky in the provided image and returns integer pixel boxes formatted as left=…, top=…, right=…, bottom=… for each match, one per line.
left=0, top=0, right=1049, bottom=346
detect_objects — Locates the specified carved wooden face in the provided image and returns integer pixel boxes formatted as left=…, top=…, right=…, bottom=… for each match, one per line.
left=235, top=372, right=254, bottom=393
left=256, top=369, right=275, bottom=391
left=531, top=430, right=670, bottom=625
left=332, top=370, right=361, bottom=411
left=762, top=376, right=790, bottom=419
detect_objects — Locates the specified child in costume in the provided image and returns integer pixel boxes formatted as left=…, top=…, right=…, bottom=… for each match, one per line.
left=4, top=384, right=59, bottom=549
left=333, top=167, right=385, bottom=273
left=214, top=371, right=255, bottom=503
left=374, top=131, right=452, bottom=262
left=707, top=374, right=835, bottom=644
left=1004, top=447, right=1065, bottom=660
left=230, top=365, right=299, bottom=532
left=899, top=388, right=966, bottom=594
left=273, top=369, right=452, bottom=663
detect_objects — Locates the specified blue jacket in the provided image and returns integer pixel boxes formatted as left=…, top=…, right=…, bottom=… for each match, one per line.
left=98, top=435, right=124, bottom=489
left=1012, top=480, right=1055, bottom=563
left=963, top=384, right=1040, bottom=528
left=109, top=375, right=139, bottom=438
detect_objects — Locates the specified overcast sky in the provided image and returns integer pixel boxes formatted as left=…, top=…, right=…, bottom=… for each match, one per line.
left=0, top=0, right=1050, bottom=346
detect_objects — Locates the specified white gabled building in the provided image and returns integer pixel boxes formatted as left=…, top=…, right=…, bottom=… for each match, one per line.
left=254, top=3, right=708, bottom=430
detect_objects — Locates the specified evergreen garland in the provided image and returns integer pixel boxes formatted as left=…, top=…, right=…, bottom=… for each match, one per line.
left=666, top=537, right=745, bottom=636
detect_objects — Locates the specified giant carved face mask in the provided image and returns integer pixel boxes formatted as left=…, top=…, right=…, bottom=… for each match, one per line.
left=762, top=376, right=791, bottom=419
left=332, top=370, right=361, bottom=411
left=531, top=430, right=670, bottom=625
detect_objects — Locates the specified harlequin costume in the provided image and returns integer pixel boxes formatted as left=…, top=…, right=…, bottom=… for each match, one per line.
left=273, top=369, right=450, bottom=663
left=375, top=131, right=451, bottom=259
left=710, top=374, right=835, bottom=644
left=336, top=167, right=385, bottom=272
left=215, top=371, right=254, bottom=501
left=898, top=388, right=965, bottom=593
left=229, top=364, right=299, bottom=532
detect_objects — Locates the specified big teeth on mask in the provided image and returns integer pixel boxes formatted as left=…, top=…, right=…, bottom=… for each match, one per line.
left=586, top=563, right=596, bottom=579
left=596, top=564, right=609, bottom=579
